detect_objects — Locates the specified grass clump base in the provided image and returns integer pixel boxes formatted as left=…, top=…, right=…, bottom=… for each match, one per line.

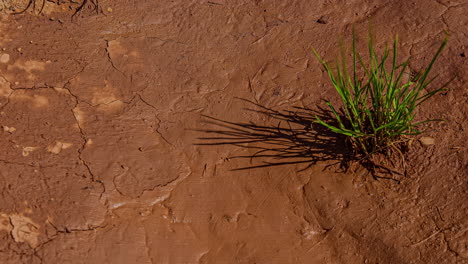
left=313, top=32, right=452, bottom=159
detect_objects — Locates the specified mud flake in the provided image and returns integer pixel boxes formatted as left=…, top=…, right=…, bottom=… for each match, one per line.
left=0, top=213, right=13, bottom=233
left=10, top=214, right=40, bottom=248
left=0, top=76, right=12, bottom=97
left=47, top=141, right=73, bottom=154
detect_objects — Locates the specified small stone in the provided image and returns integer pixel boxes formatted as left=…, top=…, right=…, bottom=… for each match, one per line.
left=419, top=136, right=435, bottom=146
left=47, top=141, right=73, bottom=154
left=337, top=199, right=349, bottom=209
left=107, top=7, right=113, bottom=12
left=2, top=126, right=16, bottom=133
left=22, top=146, right=38, bottom=157
left=0, top=53, right=9, bottom=63
left=316, top=16, right=329, bottom=24
left=16, top=48, right=22, bottom=52
left=139, top=210, right=151, bottom=217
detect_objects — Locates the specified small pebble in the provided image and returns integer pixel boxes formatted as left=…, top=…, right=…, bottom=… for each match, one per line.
left=419, top=136, right=435, bottom=146
left=2, top=126, right=16, bottom=133
left=0, top=53, right=10, bottom=63
left=316, top=16, right=329, bottom=24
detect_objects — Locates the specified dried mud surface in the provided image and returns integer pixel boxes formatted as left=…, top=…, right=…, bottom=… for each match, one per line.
left=0, top=0, right=466, bottom=263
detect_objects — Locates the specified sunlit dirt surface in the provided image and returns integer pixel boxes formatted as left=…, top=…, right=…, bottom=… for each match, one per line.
left=0, top=0, right=466, bottom=263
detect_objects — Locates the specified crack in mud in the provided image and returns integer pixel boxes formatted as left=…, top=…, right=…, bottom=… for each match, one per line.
left=112, top=163, right=183, bottom=199
left=33, top=221, right=108, bottom=260
left=104, top=39, right=126, bottom=76
left=58, top=80, right=108, bottom=202
left=136, top=93, right=172, bottom=146
left=135, top=173, right=183, bottom=199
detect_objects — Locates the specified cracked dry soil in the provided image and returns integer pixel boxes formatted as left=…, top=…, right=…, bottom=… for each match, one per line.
left=0, top=0, right=467, bottom=263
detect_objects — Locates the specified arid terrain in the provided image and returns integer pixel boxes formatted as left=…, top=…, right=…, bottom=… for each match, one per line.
left=0, top=0, right=466, bottom=263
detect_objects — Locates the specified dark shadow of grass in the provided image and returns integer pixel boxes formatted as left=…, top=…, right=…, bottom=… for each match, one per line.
left=194, top=98, right=402, bottom=183
left=194, top=98, right=352, bottom=172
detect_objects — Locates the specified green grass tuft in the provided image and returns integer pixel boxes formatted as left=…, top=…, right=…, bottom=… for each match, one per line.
left=313, top=32, right=452, bottom=156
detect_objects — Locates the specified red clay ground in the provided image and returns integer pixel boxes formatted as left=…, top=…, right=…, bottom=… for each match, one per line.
left=0, top=0, right=466, bottom=263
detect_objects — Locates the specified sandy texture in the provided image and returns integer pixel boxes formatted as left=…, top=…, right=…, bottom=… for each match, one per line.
left=0, top=0, right=466, bottom=263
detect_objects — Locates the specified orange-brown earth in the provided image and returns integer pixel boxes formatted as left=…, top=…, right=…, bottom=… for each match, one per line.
left=0, top=0, right=466, bottom=263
